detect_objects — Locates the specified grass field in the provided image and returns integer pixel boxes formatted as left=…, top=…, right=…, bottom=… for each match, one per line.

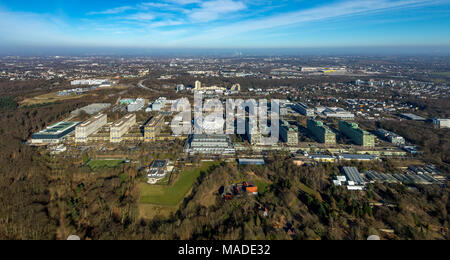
left=21, top=92, right=87, bottom=106
left=139, top=161, right=219, bottom=206
left=87, top=159, right=124, bottom=171
left=254, top=179, right=271, bottom=195
left=298, top=182, right=323, bottom=202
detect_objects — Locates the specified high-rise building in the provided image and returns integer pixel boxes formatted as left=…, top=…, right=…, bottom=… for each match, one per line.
left=307, top=119, right=336, bottom=144
left=280, top=120, right=299, bottom=145
left=339, top=121, right=375, bottom=147
left=294, top=102, right=314, bottom=117
left=144, top=115, right=165, bottom=142
left=110, top=114, right=136, bottom=143
left=75, top=113, right=107, bottom=143
left=195, top=80, right=202, bottom=90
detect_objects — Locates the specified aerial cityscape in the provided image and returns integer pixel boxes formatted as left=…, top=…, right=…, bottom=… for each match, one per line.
left=0, top=0, right=449, bottom=245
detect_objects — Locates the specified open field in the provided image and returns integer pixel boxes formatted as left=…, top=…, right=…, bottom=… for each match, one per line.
left=139, top=161, right=219, bottom=206
left=299, top=182, right=323, bottom=202
left=138, top=204, right=178, bottom=220
left=21, top=92, right=87, bottom=106
left=254, top=179, right=271, bottom=195
left=87, top=159, right=124, bottom=171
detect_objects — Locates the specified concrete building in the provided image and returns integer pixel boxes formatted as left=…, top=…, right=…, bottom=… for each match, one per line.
left=110, top=114, right=136, bottom=143
left=195, top=80, right=202, bottom=90
left=71, top=103, right=111, bottom=116
left=400, top=113, right=426, bottom=121
left=127, top=98, right=146, bottom=112
left=280, top=120, right=299, bottom=145
left=320, top=107, right=354, bottom=119
left=433, top=118, right=450, bottom=128
left=144, top=115, right=165, bottom=142
left=307, top=119, right=336, bottom=144
left=339, top=121, right=375, bottom=147
left=186, top=134, right=235, bottom=155
left=75, top=113, right=107, bottom=143
left=375, top=129, right=406, bottom=145
left=71, top=79, right=109, bottom=86
left=294, top=102, right=314, bottom=117
left=31, top=121, right=80, bottom=144
left=342, top=167, right=366, bottom=187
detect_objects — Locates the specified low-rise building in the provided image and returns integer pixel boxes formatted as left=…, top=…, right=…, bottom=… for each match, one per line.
left=32, top=121, right=80, bottom=144
left=186, top=134, right=235, bottom=155
left=127, top=98, right=146, bottom=112
left=433, top=118, right=450, bottom=128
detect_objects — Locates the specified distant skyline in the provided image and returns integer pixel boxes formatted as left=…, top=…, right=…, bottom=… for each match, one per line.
left=1, top=0, right=450, bottom=54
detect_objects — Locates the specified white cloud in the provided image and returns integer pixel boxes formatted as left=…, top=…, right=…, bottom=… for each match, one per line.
left=188, top=0, right=247, bottom=22
left=125, top=12, right=155, bottom=21
left=88, top=6, right=135, bottom=15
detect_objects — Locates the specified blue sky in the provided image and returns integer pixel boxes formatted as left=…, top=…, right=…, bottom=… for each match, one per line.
left=0, top=0, right=450, bottom=50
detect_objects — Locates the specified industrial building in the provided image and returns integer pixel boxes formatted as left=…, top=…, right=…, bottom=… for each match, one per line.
left=127, top=98, right=146, bottom=112
left=339, top=121, right=375, bottom=147
left=110, top=114, right=136, bottom=143
left=186, top=134, right=235, bottom=155
left=317, top=107, right=355, bottom=119
left=400, top=113, right=426, bottom=121
left=238, top=159, right=265, bottom=165
left=75, top=113, right=107, bottom=143
left=341, top=167, right=365, bottom=190
left=280, top=121, right=299, bottom=145
left=433, top=118, right=450, bottom=128
left=71, top=103, right=111, bottom=116
left=294, top=102, right=314, bottom=117
left=375, top=129, right=406, bottom=145
left=70, top=79, right=110, bottom=86
left=307, top=119, right=336, bottom=144
left=31, top=121, right=80, bottom=144
left=144, top=115, right=165, bottom=142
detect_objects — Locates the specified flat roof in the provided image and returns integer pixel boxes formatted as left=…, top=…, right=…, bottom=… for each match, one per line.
left=36, top=121, right=80, bottom=135
left=112, top=114, right=135, bottom=127
left=80, top=113, right=106, bottom=127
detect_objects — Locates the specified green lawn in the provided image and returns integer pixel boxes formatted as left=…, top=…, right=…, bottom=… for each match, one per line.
left=87, top=159, right=124, bottom=171
left=254, top=179, right=271, bottom=195
left=298, top=182, right=323, bottom=202
left=139, top=161, right=219, bottom=206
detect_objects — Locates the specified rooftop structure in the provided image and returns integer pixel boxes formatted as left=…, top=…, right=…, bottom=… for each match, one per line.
left=294, top=102, right=314, bottom=117
left=339, top=121, right=375, bottom=147
left=127, top=98, right=145, bottom=112
left=307, top=119, right=336, bottom=144
left=75, top=113, right=107, bottom=143
left=71, top=103, right=111, bottom=116
left=338, top=154, right=378, bottom=161
left=70, top=79, right=110, bottom=86
left=110, top=114, right=136, bottom=143
left=320, top=107, right=355, bottom=119
left=400, top=113, right=426, bottom=121
left=31, top=121, right=80, bottom=144
left=186, top=134, right=235, bottom=155
left=375, top=129, right=406, bottom=145
left=342, top=167, right=365, bottom=186
left=238, top=159, right=265, bottom=165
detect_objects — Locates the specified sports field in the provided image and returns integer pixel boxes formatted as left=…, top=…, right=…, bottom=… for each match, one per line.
left=139, top=161, right=219, bottom=206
